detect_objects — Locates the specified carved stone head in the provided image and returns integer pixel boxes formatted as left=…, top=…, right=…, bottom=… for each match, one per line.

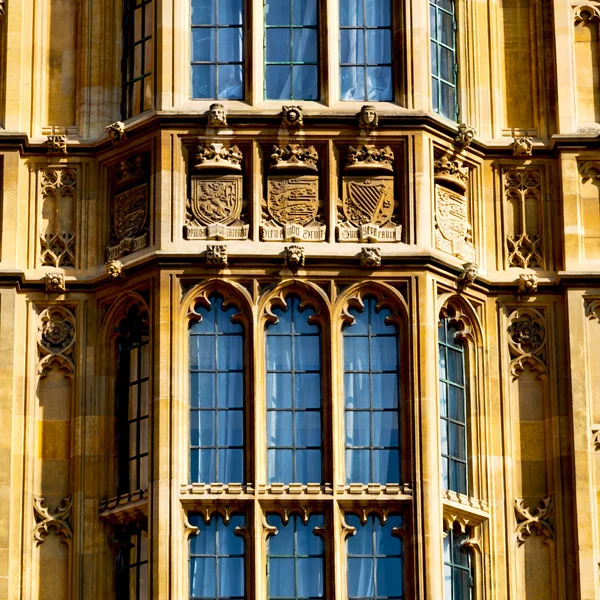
left=281, top=105, right=304, bottom=128
left=106, top=259, right=124, bottom=279
left=359, top=105, right=378, bottom=130
left=458, top=262, right=478, bottom=286
left=105, top=121, right=127, bottom=144
left=455, top=123, right=475, bottom=148
left=360, top=246, right=382, bottom=268
left=284, top=245, right=305, bottom=269
left=208, top=103, right=228, bottom=127
left=513, top=136, right=533, bottom=157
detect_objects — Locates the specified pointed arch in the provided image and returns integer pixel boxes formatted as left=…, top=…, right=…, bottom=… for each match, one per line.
left=437, top=293, right=484, bottom=348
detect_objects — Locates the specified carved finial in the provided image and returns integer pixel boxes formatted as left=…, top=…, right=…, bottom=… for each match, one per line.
left=345, top=145, right=394, bottom=172
left=513, top=136, right=533, bottom=157
left=281, top=105, right=303, bottom=128
left=455, top=123, right=476, bottom=148
left=105, top=259, right=124, bottom=279
left=458, top=262, right=478, bottom=286
left=206, top=244, right=228, bottom=266
left=47, top=135, right=67, bottom=155
left=208, top=103, right=228, bottom=127
left=360, top=246, right=382, bottom=268
left=434, top=156, right=469, bottom=193
left=284, top=245, right=305, bottom=269
left=270, top=144, right=318, bottom=171
left=193, top=143, right=243, bottom=171
left=518, top=272, right=538, bottom=294
left=358, top=104, right=378, bottom=132
left=105, top=121, right=127, bottom=145
left=45, top=272, right=66, bottom=293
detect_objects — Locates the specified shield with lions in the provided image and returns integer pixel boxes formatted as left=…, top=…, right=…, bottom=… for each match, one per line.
left=114, top=183, right=148, bottom=240
left=190, top=175, right=243, bottom=226
left=267, top=176, right=319, bottom=226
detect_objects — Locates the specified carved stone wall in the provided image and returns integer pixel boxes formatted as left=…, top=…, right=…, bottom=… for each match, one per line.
left=574, top=6, right=600, bottom=126
left=39, top=168, right=77, bottom=268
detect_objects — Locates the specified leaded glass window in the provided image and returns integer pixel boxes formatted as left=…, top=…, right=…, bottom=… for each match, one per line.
left=122, top=0, right=153, bottom=119
left=116, top=304, right=150, bottom=495
left=444, top=525, right=472, bottom=600
left=189, top=295, right=245, bottom=484
left=266, top=514, right=325, bottom=599
left=191, top=0, right=244, bottom=99
left=266, top=296, right=322, bottom=484
left=439, top=316, right=468, bottom=494
left=340, top=0, right=393, bottom=101
left=430, top=0, right=458, bottom=120
left=189, top=514, right=246, bottom=599
left=343, top=297, right=401, bottom=484
left=346, top=514, right=404, bottom=600
left=265, top=0, right=319, bottom=100
left=116, top=524, right=149, bottom=600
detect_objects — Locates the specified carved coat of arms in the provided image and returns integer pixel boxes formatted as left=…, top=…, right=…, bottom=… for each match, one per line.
left=434, top=186, right=475, bottom=261
left=268, top=177, right=319, bottom=226
left=343, top=178, right=394, bottom=226
left=114, top=184, right=148, bottom=240
left=190, top=178, right=243, bottom=227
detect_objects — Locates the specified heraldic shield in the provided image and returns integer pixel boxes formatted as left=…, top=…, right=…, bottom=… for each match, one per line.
left=190, top=176, right=243, bottom=227
left=267, top=176, right=319, bottom=227
left=114, top=183, right=148, bottom=240
left=342, top=177, right=394, bottom=226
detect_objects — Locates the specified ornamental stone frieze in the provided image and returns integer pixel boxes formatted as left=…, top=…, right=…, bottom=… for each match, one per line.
left=434, top=156, right=475, bottom=262
left=261, top=144, right=325, bottom=242
left=337, top=145, right=401, bottom=243
left=184, top=143, right=249, bottom=241
left=107, top=154, right=150, bottom=260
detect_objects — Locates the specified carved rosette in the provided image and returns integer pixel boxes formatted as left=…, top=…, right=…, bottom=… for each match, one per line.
left=206, top=244, right=228, bottom=266
left=37, top=306, right=76, bottom=378
left=184, top=144, right=248, bottom=241
left=40, top=167, right=77, bottom=268
left=262, top=145, right=325, bottom=242
left=514, top=497, right=554, bottom=546
left=107, top=155, right=149, bottom=260
left=47, top=134, right=67, bottom=155
left=338, top=145, right=401, bottom=243
left=507, top=307, right=546, bottom=380
left=34, top=496, right=73, bottom=547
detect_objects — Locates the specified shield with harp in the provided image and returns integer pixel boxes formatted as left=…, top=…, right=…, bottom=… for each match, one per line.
left=343, top=178, right=394, bottom=226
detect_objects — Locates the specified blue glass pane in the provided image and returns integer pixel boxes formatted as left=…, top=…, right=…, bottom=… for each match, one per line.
left=266, top=336, right=292, bottom=370
left=190, top=373, right=215, bottom=408
left=366, top=29, right=391, bottom=64
left=449, top=423, right=466, bottom=460
left=216, top=304, right=242, bottom=334
left=218, top=28, right=243, bottom=63
left=345, top=372, right=371, bottom=409
left=341, top=29, right=364, bottom=65
left=447, top=326, right=462, bottom=350
left=196, top=410, right=216, bottom=446
left=348, top=557, right=374, bottom=596
left=189, top=409, right=202, bottom=445
left=373, top=448, right=400, bottom=483
left=438, top=320, right=447, bottom=343
left=377, top=557, right=403, bottom=596
left=190, top=335, right=215, bottom=370
left=191, top=0, right=215, bottom=24
left=441, top=456, right=449, bottom=489
left=199, top=449, right=217, bottom=482
left=266, top=0, right=290, bottom=26
left=441, top=420, right=448, bottom=455
left=449, top=385, right=465, bottom=421
left=371, top=336, right=398, bottom=371
left=266, top=29, right=291, bottom=63
left=190, top=557, right=216, bottom=596
left=447, top=349, right=464, bottom=385
left=340, top=0, right=364, bottom=27
left=218, top=372, right=243, bottom=408
left=190, top=449, right=200, bottom=481
left=220, top=557, right=245, bottom=596
left=341, top=66, right=366, bottom=100
left=344, top=336, right=369, bottom=371
left=366, top=66, right=392, bottom=101
left=192, top=65, right=216, bottom=99
left=190, top=520, right=216, bottom=554
left=366, top=0, right=391, bottom=26
left=267, top=411, right=293, bottom=446
left=346, top=448, right=370, bottom=483
left=296, top=449, right=322, bottom=482
left=295, top=373, right=321, bottom=408
left=432, top=77, right=440, bottom=112
left=440, top=381, right=448, bottom=417
left=372, top=373, right=398, bottom=409
left=440, top=82, right=456, bottom=120
left=444, top=564, right=453, bottom=599
left=454, top=534, right=470, bottom=567
left=217, top=335, right=243, bottom=370
left=292, top=65, right=318, bottom=99
left=190, top=311, right=214, bottom=333
left=373, top=412, right=399, bottom=447
left=345, top=514, right=361, bottom=535
left=268, top=515, right=294, bottom=554
left=218, top=65, right=243, bottom=99
left=440, top=46, right=454, bottom=82
left=218, top=517, right=245, bottom=554
left=293, top=0, right=318, bottom=26
left=443, top=532, right=452, bottom=561
left=297, top=558, right=324, bottom=597
left=218, top=0, right=243, bottom=24
left=292, top=29, right=318, bottom=63
left=218, top=410, right=243, bottom=446
left=455, top=568, right=471, bottom=600
left=440, top=10, right=454, bottom=46
left=297, top=521, right=323, bottom=555
left=450, top=460, right=467, bottom=494
left=268, top=449, right=293, bottom=483
left=293, top=309, right=319, bottom=334
left=267, top=373, right=293, bottom=409
left=294, top=336, right=320, bottom=371
left=269, top=557, right=295, bottom=596
left=375, top=519, right=402, bottom=554
left=296, top=411, right=321, bottom=447
left=192, top=28, right=215, bottom=62
left=439, top=345, right=447, bottom=379
left=271, top=307, right=292, bottom=333
left=346, top=410, right=371, bottom=447
left=348, top=308, right=369, bottom=334
left=371, top=308, right=394, bottom=334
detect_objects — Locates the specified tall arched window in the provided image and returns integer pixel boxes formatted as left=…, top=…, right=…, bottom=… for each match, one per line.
left=116, top=304, right=150, bottom=495
left=343, top=297, right=401, bottom=485
left=189, top=294, right=245, bottom=484
left=438, top=315, right=468, bottom=494
left=265, top=295, right=322, bottom=484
